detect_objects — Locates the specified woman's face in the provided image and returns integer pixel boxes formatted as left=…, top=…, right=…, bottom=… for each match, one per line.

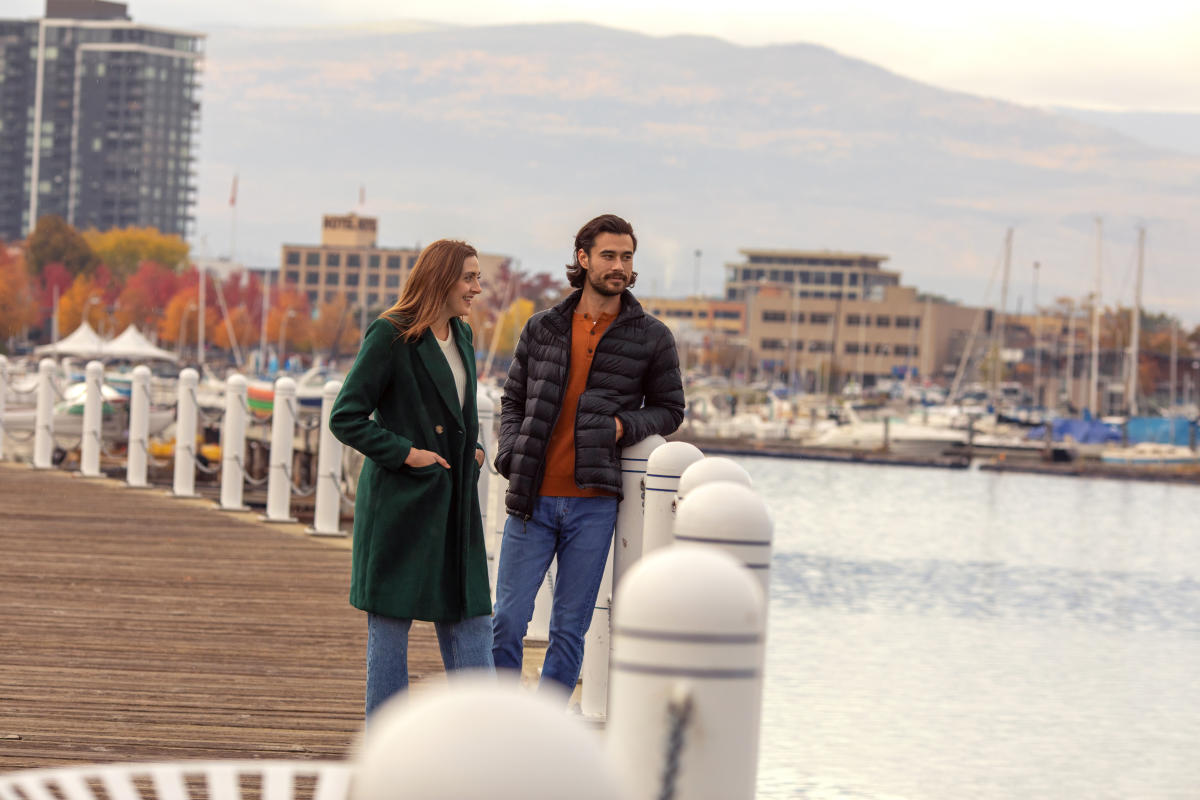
left=442, top=255, right=482, bottom=319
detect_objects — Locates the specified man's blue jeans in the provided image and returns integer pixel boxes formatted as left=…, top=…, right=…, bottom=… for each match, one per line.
left=491, top=495, right=619, bottom=694
left=365, top=612, right=494, bottom=717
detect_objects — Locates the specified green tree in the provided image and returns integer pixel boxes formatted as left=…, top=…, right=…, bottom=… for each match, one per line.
left=25, top=215, right=98, bottom=276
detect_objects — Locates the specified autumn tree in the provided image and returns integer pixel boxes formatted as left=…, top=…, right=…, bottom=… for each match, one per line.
left=308, top=295, right=361, bottom=360
left=212, top=305, right=259, bottom=355
left=265, top=289, right=312, bottom=356
left=26, top=215, right=98, bottom=276
left=158, top=286, right=221, bottom=352
left=57, top=272, right=112, bottom=336
left=115, top=260, right=183, bottom=334
left=0, top=248, right=38, bottom=340
left=83, top=226, right=189, bottom=280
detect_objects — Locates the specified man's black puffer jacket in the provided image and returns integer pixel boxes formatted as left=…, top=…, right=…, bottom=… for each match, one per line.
left=495, top=289, right=685, bottom=519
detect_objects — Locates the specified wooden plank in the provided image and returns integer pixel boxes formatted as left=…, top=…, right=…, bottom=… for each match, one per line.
left=0, top=464, right=447, bottom=772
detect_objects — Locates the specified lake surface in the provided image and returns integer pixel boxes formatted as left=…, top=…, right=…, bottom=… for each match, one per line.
left=746, top=458, right=1200, bottom=799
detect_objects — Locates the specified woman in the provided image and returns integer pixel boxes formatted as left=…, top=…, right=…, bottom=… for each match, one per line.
left=329, top=238, right=493, bottom=717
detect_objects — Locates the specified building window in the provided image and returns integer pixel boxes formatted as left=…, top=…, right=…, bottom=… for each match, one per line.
left=808, top=341, right=831, bottom=353
left=285, top=271, right=299, bottom=283
left=369, top=254, right=381, bottom=268
left=327, top=253, right=341, bottom=267
left=895, top=316, right=912, bottom=328
left=345, top=273, right=359, bottom=286
left=874, top=343, right=891, bottom=355
left=347, top=254, right=361, bottom=268
left=325, top=273, right=339, bottom=285
left=714, top=310, right=741, bottom=320
left=285, top=251, right=300, bottom=265
left=875, top=315, right=891, bottom=327
left=810, top=313, right=832, bottom=325
left=894, top=344, right=913, bottom=356
left=760, top=339, right=785, bottom=350
left=845, top=342, right=862, bottom=354
left=368, top=293, right=379, bottom=307
left=768, top=270, right=780, bottom=281
left=407, top=256, right=418, bottom=270
left=325, top=291, right=337, bottom=303
left=347, top=292, right=358, bottom=304
left=387, top=255, right=402, bottom=269
left=846, top=314, right=862, bottom=326
left=367, top=274, right=379, bottom=287
left=305, top=272, right=319, bottom=285
left=848, top=273, right=859, bottom=286
left=386, top=274, right=400, bottom=288
left=305, top=252, right=319, bottom=266
left=829, top=272, right=844, bottom=286
left=798, top=271, right=810, bottom=285
left=762, top=310, right=787, bottom=322
left=697, top=311, right=708, bottom=318
left=306, top=290, right=318, bottom=305
left=813, top=272, right=827, bottom=285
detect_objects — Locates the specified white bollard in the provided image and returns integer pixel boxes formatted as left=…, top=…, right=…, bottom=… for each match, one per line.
left=477, top=388, right=495, bottom=565
left=33, top=358, right=56, bottom=469
left=581, top=435, right=665, bottom=719
left=490, top=472, right=508, bottom=603
left=676, top=456, right=753, bottom=501
left=172, top=367, right=199, bottom=497
left=0, top=355, right=8, bottom=461
left=126, top=365, right=151, bottom=488
left=608, top=546, right=766, bottom=800
left=611, top=435, right=666, bottom=590
left=355, top=679, right=631, bottom=800
left=219, top=374, right=249, bottom=510
left=79, top=360, right=104, bottom=477
left=673, top=481, right=774, bottom=597
left=263, top=376, right=298, bottom=522
left=309, top=379, right=345, bottom=535
left=640, top=441, right=704, bottom=560
left=527, top=561, right=555, bottom=642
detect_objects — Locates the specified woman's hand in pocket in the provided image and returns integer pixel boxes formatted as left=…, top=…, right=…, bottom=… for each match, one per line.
left=475, top=448, right=485, bottom=468
left=405, top=448, right=450, bottom=469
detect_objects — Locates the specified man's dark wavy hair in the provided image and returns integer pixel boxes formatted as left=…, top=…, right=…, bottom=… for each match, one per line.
left=565, top=213, right=638, bottom=289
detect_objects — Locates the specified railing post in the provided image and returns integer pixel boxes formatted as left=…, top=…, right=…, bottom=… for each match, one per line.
left=309, top=380, right=345, bottom=536
left=639, top=441, right=703, bottom=560
left=608, top=546, right=767, bottom=800
left=477, top=388, right=495, bottom=568
left=33, top=358, right=56, bottom=470
left=80, top=360, right=104, bottom=477
left=263, top=376, right=297, bottom=522
left=172, top=367, right=199, bottom=497
left=219, top=374, right=249, bottom=510
left=673, top=481, right=774, bottom=598
left=580, top=434, right=665, bottom=720
left=0, top=355, right=8, bottom=461
left=126, top=365, right=151, bottom=488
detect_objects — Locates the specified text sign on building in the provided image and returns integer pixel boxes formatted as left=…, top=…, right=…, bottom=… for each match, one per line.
left=323, top=214, right=377, bottom=233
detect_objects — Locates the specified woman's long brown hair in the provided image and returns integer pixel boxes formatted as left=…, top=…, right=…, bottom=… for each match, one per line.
left=381, top=239, right=478, bottom=341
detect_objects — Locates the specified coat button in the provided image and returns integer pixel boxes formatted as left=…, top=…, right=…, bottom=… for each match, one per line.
left=435, top=425, right=444, bottom=434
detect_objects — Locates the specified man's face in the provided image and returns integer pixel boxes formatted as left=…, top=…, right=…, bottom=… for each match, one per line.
left=579, top=232, right=635, bottom=297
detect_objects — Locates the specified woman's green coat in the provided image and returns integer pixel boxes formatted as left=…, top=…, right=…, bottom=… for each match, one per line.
left=329, top=316, right=492, bottom=623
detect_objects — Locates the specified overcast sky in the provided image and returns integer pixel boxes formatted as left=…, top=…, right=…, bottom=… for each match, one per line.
left=11, top=0, right=1199, bottom=112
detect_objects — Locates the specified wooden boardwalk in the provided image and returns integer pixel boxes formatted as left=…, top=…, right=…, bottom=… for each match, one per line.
left=0, top=462, right=447, bottom=772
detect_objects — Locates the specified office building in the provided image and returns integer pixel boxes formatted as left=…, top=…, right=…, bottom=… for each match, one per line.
left=0, top=0, right=203, bottom=242
left=280, top=213, right=510, bottom=312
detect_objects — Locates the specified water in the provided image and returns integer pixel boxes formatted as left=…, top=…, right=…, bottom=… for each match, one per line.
left=748, top=457, right=1200, bottom=799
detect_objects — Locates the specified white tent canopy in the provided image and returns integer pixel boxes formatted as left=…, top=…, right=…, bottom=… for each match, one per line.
left=104, top=325, right=179, bottom=362
left=32, top=322, right=178, bottom=362
left=33, top=320, right=106, bottom=358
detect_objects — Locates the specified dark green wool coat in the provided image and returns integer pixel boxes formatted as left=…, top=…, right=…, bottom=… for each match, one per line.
left=329, top=316, right=491, bottom=623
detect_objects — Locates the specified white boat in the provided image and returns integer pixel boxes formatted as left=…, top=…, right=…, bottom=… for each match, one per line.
left=1099, top=442, right=1200, bottom=466
left=2, top=382, right=174, bottom=440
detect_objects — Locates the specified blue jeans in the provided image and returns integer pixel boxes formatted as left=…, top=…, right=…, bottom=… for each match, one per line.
left=491, top=495, right=619, bottom=694
left=365, top=612, right=494, bottom=717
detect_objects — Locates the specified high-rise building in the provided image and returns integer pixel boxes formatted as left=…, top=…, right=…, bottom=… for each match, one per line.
left=0, top=0, right=203, bottom=242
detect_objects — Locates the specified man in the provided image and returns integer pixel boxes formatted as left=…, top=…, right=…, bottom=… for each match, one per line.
left=492, top=213, right=685, bottom=695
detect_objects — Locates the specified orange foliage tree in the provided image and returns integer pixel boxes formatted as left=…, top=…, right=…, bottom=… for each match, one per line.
left=266, top=289, right=312, bottom=357
left=114, top=261, right=182, bottom=335
left=158, top=286, right=221, bottom=352
left=0, top=248, right=38, bottom=339
left=308, top=296, right=361, bottom=360
left=212, top=305, right=259, bottom=354
left=57, top=270, right=117, bottom=337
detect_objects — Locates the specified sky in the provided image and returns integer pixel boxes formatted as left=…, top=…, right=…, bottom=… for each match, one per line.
left=11, top=0, right=1200, bottom=112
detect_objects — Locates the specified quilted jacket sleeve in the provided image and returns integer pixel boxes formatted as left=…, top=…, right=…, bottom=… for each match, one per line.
left=615, top=322, right=685, bottom=446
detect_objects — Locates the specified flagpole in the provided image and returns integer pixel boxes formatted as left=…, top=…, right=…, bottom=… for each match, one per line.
left=229, top=172, right=239, bottom=260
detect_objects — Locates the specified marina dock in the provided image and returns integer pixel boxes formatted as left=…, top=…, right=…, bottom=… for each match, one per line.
left=0, top=463, right=446, bottom=771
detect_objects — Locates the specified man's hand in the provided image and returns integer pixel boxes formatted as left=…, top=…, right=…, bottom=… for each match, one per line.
left=405, top=448, right=450, bottom=469
left=614, top=416, right=624, bottom=442
left=475, top=448, right=485, bottom=467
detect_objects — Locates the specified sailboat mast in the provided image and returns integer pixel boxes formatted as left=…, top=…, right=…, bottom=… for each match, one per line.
left=1088, top=218, right=1102, bottom=416
left=1127, top=226, right=1144, bottom=416
left=1032, top=261, right=1041, bottom=407
left=992, top=227, right=1013, bottom=405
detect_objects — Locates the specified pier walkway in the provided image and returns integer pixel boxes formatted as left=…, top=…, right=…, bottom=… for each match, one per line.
left=0, top=463, right=446, bottom=771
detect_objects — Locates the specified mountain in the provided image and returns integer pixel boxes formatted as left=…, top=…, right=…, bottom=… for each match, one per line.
left=190, top=22, right=1200, bottom=321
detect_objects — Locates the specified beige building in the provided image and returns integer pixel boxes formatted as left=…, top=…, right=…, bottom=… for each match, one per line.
left=730, top=249, right=981, bottom=388
left=280, top=213, right=509, bottom=311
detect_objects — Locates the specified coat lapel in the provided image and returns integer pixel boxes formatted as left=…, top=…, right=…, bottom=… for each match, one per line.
left=416, top=328, right=465, bottom=426
left=454, top=319, right=478, bottom=430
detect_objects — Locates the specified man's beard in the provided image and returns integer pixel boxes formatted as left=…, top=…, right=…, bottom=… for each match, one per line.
left=587, top=269, right=626, bottom=297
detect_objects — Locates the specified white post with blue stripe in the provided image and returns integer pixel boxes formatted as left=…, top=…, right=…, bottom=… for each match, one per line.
left=219, top=374, right=249, bottom=510
left=608, top=545, right=767, bottom=800
left=263, top=376, right=298, bottom=522
left=638, top=441, right=704, bottom=561
left=172, top=368, right=199, bottom=497
left=676, top=456, right=753, bottom=502
left=673, top=481, right=774, bottom=598
left=33, top=358, right=56, bottom=469
left=79, top=360, right=104, bottom=477
left=126, top=365, right=151, bottom=487
left=309, top=379, right=346, bottom=535
left=580, top=434, right=664, bottom=719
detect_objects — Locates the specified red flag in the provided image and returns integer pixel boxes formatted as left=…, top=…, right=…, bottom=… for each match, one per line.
left=229, top=174, right=238, bottom=207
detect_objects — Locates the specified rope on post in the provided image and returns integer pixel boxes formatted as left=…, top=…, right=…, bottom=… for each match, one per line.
left=138, top=438, right=170, bottom=468
left=2, top=428, right=36, bottom=443
left=193, top=452, right=221, bottom=474
left=191, top=388, right=226, bottom=425
left=52, top=436, right=83, bottom=451
left=237, top=455, right=270, bottom=486
left=657, top=689, right=694, bottom=800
